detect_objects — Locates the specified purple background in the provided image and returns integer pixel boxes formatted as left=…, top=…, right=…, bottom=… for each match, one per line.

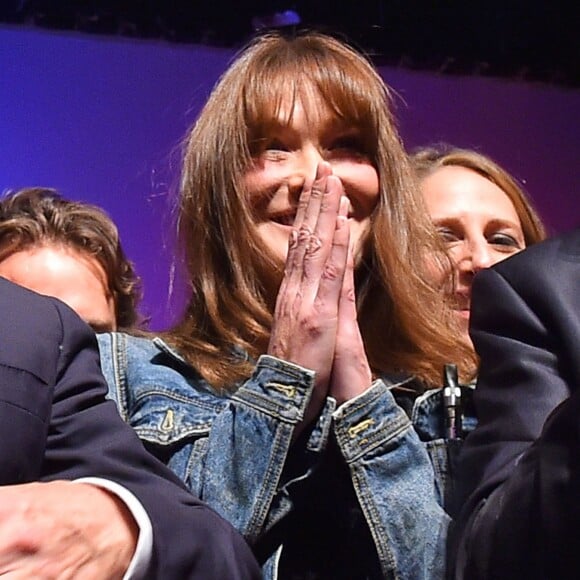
left=1, top=26, right=578, bottom=329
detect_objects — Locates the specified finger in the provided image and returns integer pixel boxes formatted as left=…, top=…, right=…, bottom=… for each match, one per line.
left=292, top=175, right=313, bottom=231
left=293, top=162, right=332, bottom=273
left=339, top=223, right=357, bottom=322
left=303, top=161, right=332, bottom=233
left=276, top=171, right=315, bottom=314
left=281, top=163, right=333, bottom=301
left=302, top=173, right=344, bottom=285
left=315, top=194, right=350, bottom=310
left=281, top=174, right=313, bottom=283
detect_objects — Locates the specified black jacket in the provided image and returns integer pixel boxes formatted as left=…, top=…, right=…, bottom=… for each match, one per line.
left=0, top=277, right=260, bottom=579
left=451, top=227, right=580, bottom=579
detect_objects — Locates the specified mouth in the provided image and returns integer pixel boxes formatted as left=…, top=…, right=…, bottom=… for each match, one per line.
left=452, top=290, right=470, bottom=318
left=270, top=212, right=296, bottom=227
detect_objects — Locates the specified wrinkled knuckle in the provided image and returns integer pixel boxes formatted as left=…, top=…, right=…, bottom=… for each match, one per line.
left=322, top=262, right=341, bottom=281
left=306, top=234, right=322, bottom=254
left=298, top=225, right=312, bottom=243
left=11, top=529, right=40, bottom=554
left=288, top=228, right=299, bottom=249
left=319, top=198, right=332, bottom=213
left=301, top=313, right=322, bottom=338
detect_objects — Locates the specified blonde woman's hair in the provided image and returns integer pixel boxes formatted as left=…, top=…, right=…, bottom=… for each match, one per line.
left=410, top=144, right=547, bottom=246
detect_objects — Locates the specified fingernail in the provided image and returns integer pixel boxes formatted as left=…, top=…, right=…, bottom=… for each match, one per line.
left=336, top=215, right=348, bottom=229
left=315, top=161, right=330, bottom=180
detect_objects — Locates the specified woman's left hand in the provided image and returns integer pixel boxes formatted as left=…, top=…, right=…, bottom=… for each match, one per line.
left=329, top=239, right=373, bottom=404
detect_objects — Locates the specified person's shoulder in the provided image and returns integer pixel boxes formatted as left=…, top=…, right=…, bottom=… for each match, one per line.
left=0, top=278, right=80, bottom=384
left=96, top=330, right=165, bottom=362
left=96, top=331, right=203, bottom=386
left=0, top=277, right=59, bottom=321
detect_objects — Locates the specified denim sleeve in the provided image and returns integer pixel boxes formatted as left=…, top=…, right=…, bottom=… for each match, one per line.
left=332, top=379, right=449, bottom=580
left=198, top=354, right=319, bottom=545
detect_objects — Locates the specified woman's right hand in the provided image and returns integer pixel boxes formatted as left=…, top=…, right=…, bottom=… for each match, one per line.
left=268, top=162, right=350, bottom=430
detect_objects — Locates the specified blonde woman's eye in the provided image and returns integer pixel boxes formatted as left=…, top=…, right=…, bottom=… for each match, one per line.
left=489, top=233, right=522, bottom=248
left=437, top=227, right=460, bottom=243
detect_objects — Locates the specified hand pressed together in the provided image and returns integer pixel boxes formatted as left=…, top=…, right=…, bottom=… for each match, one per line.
left=268, top=162, right=373, bottom=433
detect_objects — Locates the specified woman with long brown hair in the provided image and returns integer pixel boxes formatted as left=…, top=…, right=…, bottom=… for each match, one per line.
left=99, top=32, right=476, bottom=579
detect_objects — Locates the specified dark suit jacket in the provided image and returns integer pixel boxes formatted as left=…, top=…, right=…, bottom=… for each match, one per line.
left=451, top=227, right=580, bottom=579
left=0, top=277, right=260, bottom=579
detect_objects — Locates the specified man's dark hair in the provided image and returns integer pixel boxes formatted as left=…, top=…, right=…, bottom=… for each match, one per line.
left=0, top=187, right=142, bottom=328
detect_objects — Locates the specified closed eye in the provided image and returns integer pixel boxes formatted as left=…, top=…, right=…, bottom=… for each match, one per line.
left=249, top=137, right=290, bottom=157
left=436, top=226, right=461, bottom=244
left=488, top=232, right=523, bottom=249
left=326, top=135, right=369, bottom=159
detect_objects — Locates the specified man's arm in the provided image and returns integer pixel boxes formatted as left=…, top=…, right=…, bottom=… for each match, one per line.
left=0, top=285, right=260, bottom=579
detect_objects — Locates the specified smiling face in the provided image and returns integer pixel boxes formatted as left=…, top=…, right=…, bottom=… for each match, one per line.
left=0, top=245, right=116, bottom=331
left=422, top=165, right=526, bottom=345
left=243, top=93, right=380, bottom=264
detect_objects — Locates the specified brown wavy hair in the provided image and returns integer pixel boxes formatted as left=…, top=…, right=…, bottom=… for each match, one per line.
left=0, top=187, right=142, bottom=329
left=410, top=144, right=547, bottom=246
left=168, top=31, right=477, bottom=390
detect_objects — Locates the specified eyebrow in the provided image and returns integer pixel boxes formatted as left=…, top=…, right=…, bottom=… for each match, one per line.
left=431, top=216, right=523, bottom=231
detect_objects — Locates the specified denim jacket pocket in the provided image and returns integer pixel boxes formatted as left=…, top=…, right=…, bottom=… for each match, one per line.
left=97, top=332, right=227, bottom=486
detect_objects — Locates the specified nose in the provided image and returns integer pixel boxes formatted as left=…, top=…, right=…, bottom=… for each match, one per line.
left=457, top=239, right=494, bottom=274
left=287, top=145, right=325, bottom=194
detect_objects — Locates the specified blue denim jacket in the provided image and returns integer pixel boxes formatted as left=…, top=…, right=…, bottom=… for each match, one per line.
left=98, top=332, right=474, bottom=580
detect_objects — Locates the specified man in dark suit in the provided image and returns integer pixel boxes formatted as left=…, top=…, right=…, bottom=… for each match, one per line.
left=451, top=226, right=580, bottom=579
left=0, top=277, right=260, bottom=578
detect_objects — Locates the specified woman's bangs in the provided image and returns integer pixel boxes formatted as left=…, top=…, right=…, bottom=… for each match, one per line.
left=243, top=71, right=299, bottom=141
left=310, top=57, right=380, bottom=145
left=242, top=47, right=381, bottom=153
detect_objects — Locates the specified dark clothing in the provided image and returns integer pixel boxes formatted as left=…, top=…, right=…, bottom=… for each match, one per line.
left=450, top=227, right=580, bottom=579
left=277, top=435, right=382, bottom=580
left=0, top=277, right=260, bottom=579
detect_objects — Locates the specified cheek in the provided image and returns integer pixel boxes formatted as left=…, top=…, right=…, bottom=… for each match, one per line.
left=74, top=291, right=113, bottom=321
left=244, top=163, right=286, bottom=196
left=361, top=164, right=380, bottom=194
left=255, top=223, right=289, bottom=262
left=243, top=168, right=266, bottom=204
left=446, top=246, right=467, bottom=272
left=424, top=254, right=448, bottom=287
left=349, top=220, right=371, bottom=257
left=333, top=162, right=379, bottom=209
